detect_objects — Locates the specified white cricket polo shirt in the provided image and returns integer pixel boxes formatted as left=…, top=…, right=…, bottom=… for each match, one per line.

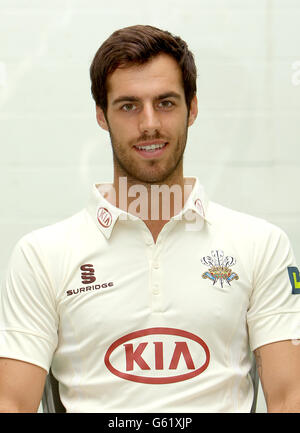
left=1, top=176, right=300, bottom=413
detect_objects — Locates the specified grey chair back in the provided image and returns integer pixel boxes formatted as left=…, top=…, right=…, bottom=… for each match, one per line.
left=42, top=369, right=66, bottom=413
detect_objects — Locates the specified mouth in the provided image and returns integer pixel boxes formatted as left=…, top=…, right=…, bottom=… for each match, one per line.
left=133, top=140, right=168, bottom=158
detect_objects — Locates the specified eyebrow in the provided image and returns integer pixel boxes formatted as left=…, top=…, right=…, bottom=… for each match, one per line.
left=111, top=91, right=182, bottom=106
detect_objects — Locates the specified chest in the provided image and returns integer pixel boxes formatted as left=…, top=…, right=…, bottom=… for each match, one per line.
left=55, top=235, right=252, bottom=347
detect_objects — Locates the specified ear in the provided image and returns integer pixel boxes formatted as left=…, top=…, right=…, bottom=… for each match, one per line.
left=187, top=94, right=198, bottom=127
left=96, top=105, right=109, bottom=131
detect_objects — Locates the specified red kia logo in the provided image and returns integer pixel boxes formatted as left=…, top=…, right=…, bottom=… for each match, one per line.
left=194, top=199, right=204, bottom=216
left=104, top=327, right=210, bottom=384
left=97, top=207, right=112, bottom=228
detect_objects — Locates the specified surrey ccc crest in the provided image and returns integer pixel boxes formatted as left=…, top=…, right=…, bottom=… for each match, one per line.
left=201, top=250, right=239, bottom=288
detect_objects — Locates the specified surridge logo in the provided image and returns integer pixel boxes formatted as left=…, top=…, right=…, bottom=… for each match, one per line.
left=81, top=264, right=96, bottom=284
left=66, top=263, right=114, bottom=297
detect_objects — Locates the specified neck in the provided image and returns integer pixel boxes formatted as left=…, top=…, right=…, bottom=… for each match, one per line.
left=111, top=169, right=193, bottom=222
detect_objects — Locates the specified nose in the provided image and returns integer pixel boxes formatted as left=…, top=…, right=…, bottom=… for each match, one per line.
left=138, top=104, right=161, bottom=135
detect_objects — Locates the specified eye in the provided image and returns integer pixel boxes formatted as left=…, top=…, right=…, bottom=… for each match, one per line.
left=158, top=100, right=174, bottom=109
left=121, top=103, right=137, bottom=112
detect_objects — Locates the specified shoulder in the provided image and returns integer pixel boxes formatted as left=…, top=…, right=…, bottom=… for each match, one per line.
left=15, top=209, right=92, bottom=255
left=207, top=201, right=289, bottom=244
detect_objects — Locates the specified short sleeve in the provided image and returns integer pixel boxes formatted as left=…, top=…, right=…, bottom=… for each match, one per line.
left=0, top=234, right=58, bottom=372
left=247, top=224, right=300, bottom=351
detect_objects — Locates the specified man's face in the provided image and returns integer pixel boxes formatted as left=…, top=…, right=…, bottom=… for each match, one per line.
left=96, top=53, right=198, bottom=184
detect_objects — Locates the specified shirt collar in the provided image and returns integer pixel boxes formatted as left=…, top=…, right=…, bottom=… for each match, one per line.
left=87, top=176, right=210, bottom=239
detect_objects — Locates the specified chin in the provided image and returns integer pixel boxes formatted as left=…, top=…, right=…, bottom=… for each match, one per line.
left=133, top=169, right=172, bottom=184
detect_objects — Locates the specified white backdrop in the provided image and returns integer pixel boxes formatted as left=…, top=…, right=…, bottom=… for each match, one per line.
left=1, top=0, right=300, bottom=413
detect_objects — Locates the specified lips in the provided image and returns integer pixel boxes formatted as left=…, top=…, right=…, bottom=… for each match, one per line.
left=133, top=140, right=168, bottom=158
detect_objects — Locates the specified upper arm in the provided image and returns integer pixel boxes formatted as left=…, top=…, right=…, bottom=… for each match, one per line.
left=0, top=357, right=47, bottom=412
left=254, top=339, right=300, bottom=412
left=0, top=236, right=58, bottom=412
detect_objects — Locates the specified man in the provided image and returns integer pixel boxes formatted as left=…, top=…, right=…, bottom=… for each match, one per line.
left=0, top=25, right=300, bottom=413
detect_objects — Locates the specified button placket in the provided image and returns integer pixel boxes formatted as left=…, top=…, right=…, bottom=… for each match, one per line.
left=150, top=246, right=163, bottom=311
left=140, top=224, right=165, bottom=312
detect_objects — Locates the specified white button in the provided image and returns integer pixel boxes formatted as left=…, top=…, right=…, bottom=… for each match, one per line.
left=153, top=284, right=160, bottom=294
left=145, top=237, right=153, bottom=245
left=153, top=261, right=159, bottom=269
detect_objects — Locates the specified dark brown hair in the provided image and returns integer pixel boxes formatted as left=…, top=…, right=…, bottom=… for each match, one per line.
left=90, top=25, right=197, bottom=114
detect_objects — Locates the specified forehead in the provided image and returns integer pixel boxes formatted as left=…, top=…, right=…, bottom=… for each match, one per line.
left=106, top=54, right=184, bottom=100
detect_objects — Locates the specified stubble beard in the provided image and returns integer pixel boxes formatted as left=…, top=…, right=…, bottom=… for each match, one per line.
left=107, top=123, right=189, bottom=186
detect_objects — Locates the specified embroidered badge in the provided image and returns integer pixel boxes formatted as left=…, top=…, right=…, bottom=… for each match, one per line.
left=288, top=266, right=300, bottom=294
left=201, top=250, right=239, bottom=288
left=97, top=207, right=112, bottom=228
